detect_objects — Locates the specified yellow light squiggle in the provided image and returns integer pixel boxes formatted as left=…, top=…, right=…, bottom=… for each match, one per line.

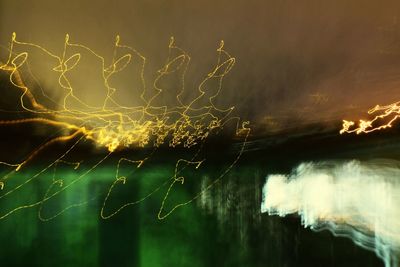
left=340, top=102, right=400, bottom=134
left=0, top=33, right=250, bottom=220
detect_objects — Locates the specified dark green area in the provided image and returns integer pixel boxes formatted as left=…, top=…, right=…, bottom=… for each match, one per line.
left=0, top=145, right=385, bottom=267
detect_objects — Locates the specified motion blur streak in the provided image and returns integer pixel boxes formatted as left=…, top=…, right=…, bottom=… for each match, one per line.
left=341, top=101, right=400, bottom=134
left=0, top=33, right=250, bottom=220
left=261, top=160, right=400, bottom=267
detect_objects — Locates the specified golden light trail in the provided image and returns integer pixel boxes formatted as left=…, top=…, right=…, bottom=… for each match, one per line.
left=340, top=101, right=400, bottom=134
left=0, top=33, right=250, bottom=220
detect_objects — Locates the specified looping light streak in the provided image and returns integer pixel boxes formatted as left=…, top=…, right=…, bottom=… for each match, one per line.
left=0, top=33, right=250, bottom=220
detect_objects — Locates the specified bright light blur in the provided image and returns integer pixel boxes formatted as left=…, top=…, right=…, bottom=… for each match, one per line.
left=262, top=160, right=400, bottom=267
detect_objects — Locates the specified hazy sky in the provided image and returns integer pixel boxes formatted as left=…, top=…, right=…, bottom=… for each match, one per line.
left=1, top=0, right=400, bottom=132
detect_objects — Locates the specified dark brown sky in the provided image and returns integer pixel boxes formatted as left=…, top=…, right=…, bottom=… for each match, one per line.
left=1, top=0, right=400, bottom=132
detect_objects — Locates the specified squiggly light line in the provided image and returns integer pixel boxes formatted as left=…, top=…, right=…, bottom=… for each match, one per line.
left=0, top=33, right=250, bottom=220
left=340, top=102, right=400, bottom=134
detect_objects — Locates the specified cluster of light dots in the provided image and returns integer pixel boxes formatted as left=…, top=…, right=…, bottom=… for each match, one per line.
left=0, top=33, right=250, bottom=220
